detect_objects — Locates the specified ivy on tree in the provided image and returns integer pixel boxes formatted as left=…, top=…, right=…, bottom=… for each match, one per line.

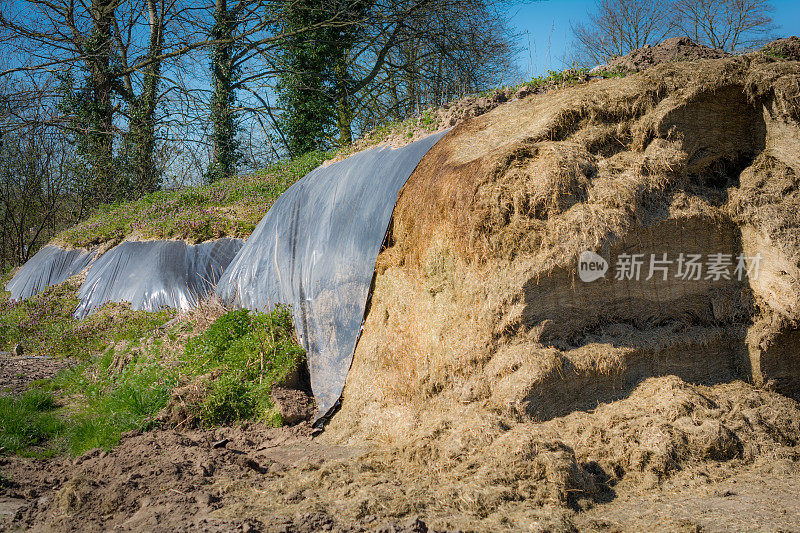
left=205, top=0, right=244, bottom=184
left=276, top=1, right=371, bottom=157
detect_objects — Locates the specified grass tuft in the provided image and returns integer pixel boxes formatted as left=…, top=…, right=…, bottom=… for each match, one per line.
left=183, top=306, right=305, bottom=426
left=0, top=390, right=65, bottom=454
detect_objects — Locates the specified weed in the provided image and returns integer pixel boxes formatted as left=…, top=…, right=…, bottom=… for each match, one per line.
left=419, top=109, right=439, bottom=131
left=761, top=44, right=789, bottom=60
left=591, top=68, right=626, bottom=79
left=0, top=277, right=173, bottom=357
left=52, top=354, right=176, bottom=454
left=183, top=306, right=304, bottom=426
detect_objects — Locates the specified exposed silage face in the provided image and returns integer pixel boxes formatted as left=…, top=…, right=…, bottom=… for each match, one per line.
left=326, top=56, right=800, bottom=444
left=216, top=131, right=448, bottom=421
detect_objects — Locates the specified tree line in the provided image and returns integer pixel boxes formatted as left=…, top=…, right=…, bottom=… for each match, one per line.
left=0, top=0, right=520, bottom=269
left=572, top=0, right=776, bottom=64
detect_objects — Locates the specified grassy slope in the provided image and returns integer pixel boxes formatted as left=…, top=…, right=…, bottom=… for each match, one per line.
left=57, top=150, right=331, bottom=248
left=0, top=280, right=304, bottom=455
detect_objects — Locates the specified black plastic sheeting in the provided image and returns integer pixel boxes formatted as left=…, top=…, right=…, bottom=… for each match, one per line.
left=216, top=131, right=448, bottom=422
left=5, top=245, right=96, bottom=301
left=75, top=238, right=243, bottom=318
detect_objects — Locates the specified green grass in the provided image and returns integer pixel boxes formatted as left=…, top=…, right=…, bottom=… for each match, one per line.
left=0, top=271, right=175, bottom=454
left=0, top=390, right=65, bottom=455
left=0, top=305, right=305, bottom=456
left=52, top=352, right=176, bottom=454
left=56, top=149, right=332, bottom=248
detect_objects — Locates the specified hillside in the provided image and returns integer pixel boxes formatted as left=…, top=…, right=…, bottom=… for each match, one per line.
left=1, top=39, right=800, bottom=532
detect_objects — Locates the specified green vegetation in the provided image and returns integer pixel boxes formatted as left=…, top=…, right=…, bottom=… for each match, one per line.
left=0, top=390, right=65, bottom=455
left=762, top=42, right=792, bottom=60
left=521, top=67, right=592, bottom=90
left=0, top=281, right=170, bottom=357
left=183, top=307, right=304, bottom=426
left=56, top=150, right=331, bottom=248
left=50, top=352, right=175, bottom=454
left=277, top=1, right=345, bottom=155
left=590, top=68, right=626, bottom=78
left=0, top=298, right=304, bottom=456
left=0, top=276, right=173, bottom=357
left=206, top=0, right=243, bottom=183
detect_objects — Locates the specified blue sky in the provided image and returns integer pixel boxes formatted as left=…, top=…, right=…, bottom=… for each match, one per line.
left=509, top=0, right=800, bottom=79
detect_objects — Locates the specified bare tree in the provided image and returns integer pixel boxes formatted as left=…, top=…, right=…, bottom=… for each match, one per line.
left=572, top=0, right=777, bottom=65
left=673, top=0, right=775, bottom=52
left=0, top=79, right=79, bottom=268
left=572, top=0, right=677, bottom=64
left=0, top=0, right=524, bottom=192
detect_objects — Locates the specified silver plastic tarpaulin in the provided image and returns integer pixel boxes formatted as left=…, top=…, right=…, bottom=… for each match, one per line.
left=75, top=238, right=243, bottom=318
left=6, top=245, right=96, bottom=301
left=216, top=131, right=448, bottom=421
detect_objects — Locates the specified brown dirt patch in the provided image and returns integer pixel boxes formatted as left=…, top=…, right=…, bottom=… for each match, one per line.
left=0, top=355, right=72, bottom=396
left=0, top=423, right=372, bottom=532
left=595, top=37, right=731, bottom=73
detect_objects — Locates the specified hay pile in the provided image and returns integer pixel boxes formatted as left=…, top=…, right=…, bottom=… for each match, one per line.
left=316, top=51, right=800, bottom=529
left=230, top=376, right=800, bottom=531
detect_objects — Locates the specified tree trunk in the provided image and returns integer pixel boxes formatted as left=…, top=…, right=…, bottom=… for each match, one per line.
left=128, top=0, right=163, bottom=195
left=207, top=0, right=237, bottom=182
left=88, top=0, right=119, bottom=204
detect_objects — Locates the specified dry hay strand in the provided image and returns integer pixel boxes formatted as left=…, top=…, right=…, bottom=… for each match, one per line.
left=310, top=376, right=800, bottom=530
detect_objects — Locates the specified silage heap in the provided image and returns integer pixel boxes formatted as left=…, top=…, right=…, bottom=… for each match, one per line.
left=326, top=55, right=800, bottom=454
left=216, top=132, right=448, bottom=420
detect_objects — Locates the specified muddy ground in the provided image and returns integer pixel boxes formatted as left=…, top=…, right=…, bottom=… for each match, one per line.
left=2, top=376, right=800, bottom=531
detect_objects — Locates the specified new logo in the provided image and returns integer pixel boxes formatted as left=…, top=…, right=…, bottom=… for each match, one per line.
left=578, top=250, right=608, bottom=282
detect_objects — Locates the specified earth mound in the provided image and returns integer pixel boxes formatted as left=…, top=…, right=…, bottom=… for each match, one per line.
left=764, top=36, right=800, bottom=61
left=594, top=36, right=731, bottom=73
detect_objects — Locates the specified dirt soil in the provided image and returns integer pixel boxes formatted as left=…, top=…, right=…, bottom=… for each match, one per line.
left=2, top=376, right=800, bottom=531
left=594, top=37, right=731, bottom=73
left=0, top=355, right=71, bottom=396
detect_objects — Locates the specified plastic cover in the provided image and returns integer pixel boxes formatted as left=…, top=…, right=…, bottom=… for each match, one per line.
left=5, top=245, right=96, bottom=301
left=75, top=238, right=243, bottom=318
left=216, top=131, right=448, bottom=421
